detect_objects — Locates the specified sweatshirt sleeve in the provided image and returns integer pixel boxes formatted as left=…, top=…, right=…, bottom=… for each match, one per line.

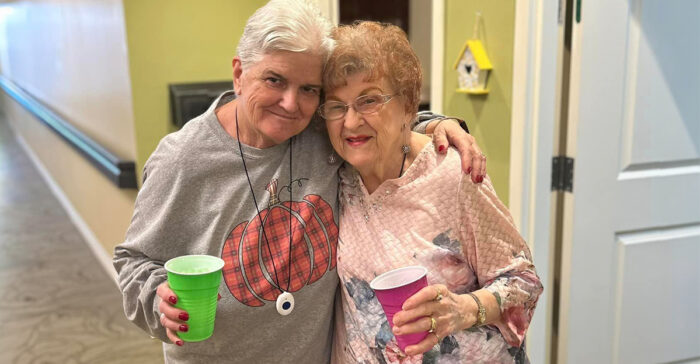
left=112, top=137, right=188, bottom=343
left=411, top=111, right=445, bottom=134
left=458, top=175, right=543, bottom=348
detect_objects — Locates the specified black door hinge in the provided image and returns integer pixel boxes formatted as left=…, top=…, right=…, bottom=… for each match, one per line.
left=551, top=156, right=574, bottom=192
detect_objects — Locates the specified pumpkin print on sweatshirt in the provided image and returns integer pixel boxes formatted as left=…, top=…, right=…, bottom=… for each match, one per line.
left=221, top=178, right=338, bottom=307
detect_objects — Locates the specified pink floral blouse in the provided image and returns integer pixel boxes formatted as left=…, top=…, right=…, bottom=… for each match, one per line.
left=332, top=145, right=543, bottom=364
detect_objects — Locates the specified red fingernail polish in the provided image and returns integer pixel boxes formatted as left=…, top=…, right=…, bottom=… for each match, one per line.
left=176, top=340, right=184, bottom=346
left=478, top=175, right=484, bottom=183
left=217, top=293, right=222, bottom=301
left=179, top=324, right=188, bottom=332
left=169, top=296, right=177, bottom=304
left=179, top=312, right=189, bottom=321
left=438, top=145, right=445, bottom=152
left=467, top=167, right=472, bottom=174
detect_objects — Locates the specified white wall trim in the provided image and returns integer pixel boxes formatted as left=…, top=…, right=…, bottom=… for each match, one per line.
left=313, top=0, right=339, bottom=25
left=509, top=1, right=560, bottom=363
left=430, top=0, right=445, bottom=114
left=509, top=0, right=530, bottom=232
left=13, top=132, right=118, bottom=286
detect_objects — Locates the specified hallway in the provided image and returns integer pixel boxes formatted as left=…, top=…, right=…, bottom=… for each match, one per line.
left=0, top=115, right=163, bottom=363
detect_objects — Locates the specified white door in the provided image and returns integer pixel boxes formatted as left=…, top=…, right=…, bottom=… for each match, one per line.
left=558, top=1, right=700, bottom=363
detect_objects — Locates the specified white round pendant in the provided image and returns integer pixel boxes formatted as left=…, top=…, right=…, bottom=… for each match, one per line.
left=276, top=291, right=294, bottom=316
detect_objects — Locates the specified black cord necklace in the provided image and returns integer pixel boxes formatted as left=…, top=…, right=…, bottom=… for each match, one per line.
left=236, top=109, right=295, bottom=316
left=398, top=152, right=407, bottom=177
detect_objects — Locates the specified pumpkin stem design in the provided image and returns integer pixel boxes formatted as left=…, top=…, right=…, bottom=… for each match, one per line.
left=279, top=178, right=309, bottom=197
left=266, top=179, right=280, bottom=206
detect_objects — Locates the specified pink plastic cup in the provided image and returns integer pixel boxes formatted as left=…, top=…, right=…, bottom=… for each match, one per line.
left=370, top=266, right=429, bottom=352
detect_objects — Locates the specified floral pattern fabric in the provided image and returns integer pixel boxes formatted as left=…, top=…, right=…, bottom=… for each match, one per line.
left=333, top=145, right=543, bottom=364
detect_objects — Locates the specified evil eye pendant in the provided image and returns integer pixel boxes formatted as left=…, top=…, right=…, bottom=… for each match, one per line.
left=276, top=291, right=294, bottom=316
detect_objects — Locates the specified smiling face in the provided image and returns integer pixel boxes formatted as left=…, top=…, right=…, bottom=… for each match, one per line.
left=233, top=50, right=323, bottom=148
left=324, top=72, right=411, bottom=175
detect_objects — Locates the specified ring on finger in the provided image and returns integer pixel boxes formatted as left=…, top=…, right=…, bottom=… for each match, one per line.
left=434, top=287, right=443, bottom=301
left=432, top=331, right=441, bottom=343
left=480, top=153, right=486, bottom=159
left=428, top=316, right=437, bottom=333
left=160, top=312, right=166, bottom=321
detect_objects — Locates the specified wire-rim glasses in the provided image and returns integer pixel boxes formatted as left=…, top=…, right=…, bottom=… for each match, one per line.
left=318, top=94, right=395, bottom=120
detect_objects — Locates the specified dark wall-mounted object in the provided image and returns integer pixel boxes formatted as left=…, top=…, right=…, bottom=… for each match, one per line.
left=0, top=75, right=137, bottom=189
left=169, top=81, right=233, bottom=128
left=340, top=0, right=409, bottom=34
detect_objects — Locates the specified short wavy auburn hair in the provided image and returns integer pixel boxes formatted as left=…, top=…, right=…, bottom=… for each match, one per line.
left=323, top=21, right=422, bottom=115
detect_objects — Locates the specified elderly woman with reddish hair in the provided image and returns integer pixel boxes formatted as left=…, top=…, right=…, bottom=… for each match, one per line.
left=322, top=21, right=543, bottom=363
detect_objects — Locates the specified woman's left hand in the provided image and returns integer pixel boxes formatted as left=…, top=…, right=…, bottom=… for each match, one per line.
left=391, top=284, right=475, bottom=356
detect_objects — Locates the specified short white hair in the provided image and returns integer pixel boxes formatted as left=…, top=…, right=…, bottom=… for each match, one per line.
left=237, top=0, right=335, bottom=69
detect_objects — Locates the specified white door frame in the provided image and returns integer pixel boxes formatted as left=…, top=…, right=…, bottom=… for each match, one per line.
left=509, top=1, right=561, bottom=363
left=430, top=0, right=445, bottom=114
left=313, top=0, right=339, bottom=25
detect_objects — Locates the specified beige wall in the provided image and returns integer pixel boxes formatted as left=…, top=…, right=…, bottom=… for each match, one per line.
left=0, top=0, right=137, bottom=160
left=0, top=0, right=138, bottom=255
left=1, top=96, right=138, bottom=254
left=409, top=0, right=432, bottom=104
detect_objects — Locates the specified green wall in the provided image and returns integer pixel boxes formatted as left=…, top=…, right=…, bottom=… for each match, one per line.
left=123, top=0, right=268, bottom=177
left=443, top=0, right=515, bottom=205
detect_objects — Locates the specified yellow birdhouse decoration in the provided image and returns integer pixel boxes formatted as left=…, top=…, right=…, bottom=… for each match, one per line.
left=454, top=39, right=492, bottom=95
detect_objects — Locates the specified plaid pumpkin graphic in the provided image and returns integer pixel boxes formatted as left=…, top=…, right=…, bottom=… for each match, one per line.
left=222, top=180, right=338, bottom=307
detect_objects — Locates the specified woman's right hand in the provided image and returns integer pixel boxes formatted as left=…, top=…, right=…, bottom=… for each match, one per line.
left=156, top=281, right=189, bottom=346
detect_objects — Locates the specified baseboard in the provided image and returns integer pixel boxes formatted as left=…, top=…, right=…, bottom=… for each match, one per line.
left=13, top=132, right=119, bottom=286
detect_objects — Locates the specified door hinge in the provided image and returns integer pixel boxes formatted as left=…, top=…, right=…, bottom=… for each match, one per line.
left=551, top=156, right=574, bottom=192
left=576, top=0, right=582, bottom=23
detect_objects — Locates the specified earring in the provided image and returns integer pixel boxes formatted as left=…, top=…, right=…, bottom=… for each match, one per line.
left=401, top=145, right=410, bottom=154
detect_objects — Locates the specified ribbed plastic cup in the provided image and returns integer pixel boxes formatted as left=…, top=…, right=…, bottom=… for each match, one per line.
left=370, top=266, right=429, bottom=352
left=164, top=255, right=225, bottom=342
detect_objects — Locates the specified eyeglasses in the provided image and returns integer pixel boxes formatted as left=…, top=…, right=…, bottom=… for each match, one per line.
left=318, top=94, right=395, bottom=120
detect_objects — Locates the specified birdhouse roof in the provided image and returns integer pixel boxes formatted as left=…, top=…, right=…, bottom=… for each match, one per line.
left=453, top=39, right=493, bottom=70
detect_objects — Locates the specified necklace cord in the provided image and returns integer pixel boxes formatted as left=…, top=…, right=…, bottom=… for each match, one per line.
left=398, top=151, right=407, bottom=177
left=287, top=138, right=293, bottom=292
left=235, top=109, right=292, bottom=295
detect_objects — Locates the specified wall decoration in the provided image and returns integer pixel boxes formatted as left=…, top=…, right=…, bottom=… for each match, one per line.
left=453, top=12, right=492, bottom=95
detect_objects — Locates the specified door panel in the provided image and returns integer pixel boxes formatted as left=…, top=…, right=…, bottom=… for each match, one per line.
left=560, top=0, right=700, bottom=363
left=623, top=0, right=700, bottom=168
left=616, top=226, right=700, bottom=364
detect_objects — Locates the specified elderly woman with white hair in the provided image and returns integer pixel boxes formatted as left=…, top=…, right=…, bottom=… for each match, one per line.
left=113, top=1, right=487, bottom=363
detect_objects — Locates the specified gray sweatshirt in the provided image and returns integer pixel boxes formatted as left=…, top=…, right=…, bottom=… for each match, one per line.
left=114, top=92, right=343, bottom=363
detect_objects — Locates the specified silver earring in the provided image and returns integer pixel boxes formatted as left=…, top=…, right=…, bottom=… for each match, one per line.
left=401, top=145, right=410, bottom=154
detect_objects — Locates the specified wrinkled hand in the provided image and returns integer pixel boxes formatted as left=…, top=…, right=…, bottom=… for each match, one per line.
left=391, top=284, right=475, bottom=356
left=432, top=119, right=486, bottom=183
left=156, top=281, right=190, bottom=346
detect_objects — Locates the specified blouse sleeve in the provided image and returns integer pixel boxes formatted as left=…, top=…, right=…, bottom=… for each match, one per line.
left=457, top=175, right=543, bottom=347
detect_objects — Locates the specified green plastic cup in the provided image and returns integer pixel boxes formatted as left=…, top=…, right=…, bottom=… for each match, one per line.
left=164, top=255, right=225, bottom=342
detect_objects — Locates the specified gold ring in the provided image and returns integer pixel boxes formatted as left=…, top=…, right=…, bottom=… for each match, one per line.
left=428, top=316, right=437, bottom=333
left=432, top=332, right=441, bottom=343
left=434, top=287, right=443, bottom=302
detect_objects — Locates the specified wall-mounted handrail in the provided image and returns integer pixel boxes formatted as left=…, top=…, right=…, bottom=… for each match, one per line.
left=0, top=75, right=137, bottom=189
